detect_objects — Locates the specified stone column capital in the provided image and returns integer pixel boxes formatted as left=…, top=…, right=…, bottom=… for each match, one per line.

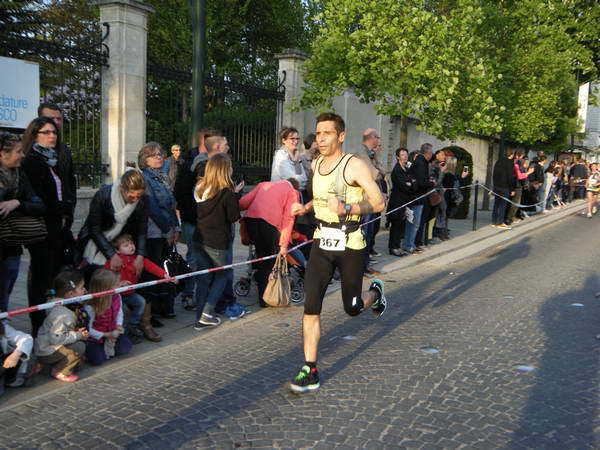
left=274, top=48, right=308, bottom=62
left=94, top=0, right=155, bottom=14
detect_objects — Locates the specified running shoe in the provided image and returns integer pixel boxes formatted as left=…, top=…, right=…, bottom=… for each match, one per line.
left=198, top=313, right=221, bottom=326
left=497, top=223, right=512, bottom=230
left=369, top=279, right=387, bottom=317
left=290, top=365, right=320, bottom=393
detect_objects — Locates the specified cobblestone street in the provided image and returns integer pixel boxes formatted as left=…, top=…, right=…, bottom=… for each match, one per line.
left=1, top=212, right=600, bottom=449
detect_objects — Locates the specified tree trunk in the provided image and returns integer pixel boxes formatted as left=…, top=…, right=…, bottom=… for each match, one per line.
left=481, top=136, right=497, bottom=210
left=399, top=116, right=409, bottom=149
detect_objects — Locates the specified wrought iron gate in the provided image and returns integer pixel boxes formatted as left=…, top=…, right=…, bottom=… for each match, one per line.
left=0, top=28, right=109, bottom=187
left=146, top=64, right=284, bottom=182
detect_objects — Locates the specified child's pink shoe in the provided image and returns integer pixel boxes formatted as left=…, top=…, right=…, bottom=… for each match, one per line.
left=51, top=369, right=78, bottom=383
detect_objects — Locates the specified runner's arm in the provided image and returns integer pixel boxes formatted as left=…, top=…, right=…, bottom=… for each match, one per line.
left=328, top=157, right=384, bottom=216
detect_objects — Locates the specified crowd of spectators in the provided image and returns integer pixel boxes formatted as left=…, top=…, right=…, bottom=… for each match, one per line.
left=492, top=150, right=597, bottom=229
left=0, top=108, right=595, bottom=394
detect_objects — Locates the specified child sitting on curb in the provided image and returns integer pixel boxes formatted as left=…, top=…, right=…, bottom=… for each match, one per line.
left=102, top=233, right=169, bottom=343
left=0, top=319, right=34, bottom=393
left=35, top=271, right=89, bottom=383
left=84, top=269, right=133, bottom=366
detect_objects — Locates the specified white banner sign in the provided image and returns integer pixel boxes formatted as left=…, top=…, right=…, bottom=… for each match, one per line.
left=0, top=56, right=40, bottom=129
left=577, top=82, right=590, bottom=133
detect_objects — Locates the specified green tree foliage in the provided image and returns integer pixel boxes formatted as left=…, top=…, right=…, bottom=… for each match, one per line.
left=299, top=0, right=599, bottom=148
left=144, top=0, right=312, bottom=85
left=299, top=0, right=501, bottom=140
left=0, top=1, right=42, bottom=35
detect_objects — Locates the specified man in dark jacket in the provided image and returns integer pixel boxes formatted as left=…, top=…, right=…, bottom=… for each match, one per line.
left=529, top=155, right=546, bottom=214
left=401, top=143, right=434, bottom=253
left=492, top=149, right=516, bottom=229
left=570, top=157, right=588, bottom=199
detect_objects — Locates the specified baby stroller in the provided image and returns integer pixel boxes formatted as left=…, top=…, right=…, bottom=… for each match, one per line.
left=234, top=245, right=305, bottom=303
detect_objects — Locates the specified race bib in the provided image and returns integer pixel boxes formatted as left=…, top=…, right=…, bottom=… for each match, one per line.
left=319, top=226, right=346, bottom=252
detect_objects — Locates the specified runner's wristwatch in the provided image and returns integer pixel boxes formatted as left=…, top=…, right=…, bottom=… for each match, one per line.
left=339, top=200, right=352, bottom=217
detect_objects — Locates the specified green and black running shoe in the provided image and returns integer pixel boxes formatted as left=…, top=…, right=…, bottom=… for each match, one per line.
left=370, top=279, right=387, bottom=317
left=290, top=365, right=320, bottom=393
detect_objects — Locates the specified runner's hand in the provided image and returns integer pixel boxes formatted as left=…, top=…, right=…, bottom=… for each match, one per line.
left=278, top=246, right=288, bottom=257
left=328, top=196, right=343, bottom=215
left=291, top=202, right=305, bottom=216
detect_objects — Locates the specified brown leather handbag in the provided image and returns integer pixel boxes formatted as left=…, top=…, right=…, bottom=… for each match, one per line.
left=428, top=191, right=443, bottom=207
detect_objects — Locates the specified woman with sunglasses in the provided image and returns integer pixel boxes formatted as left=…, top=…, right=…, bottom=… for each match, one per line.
left=0, top=134, right=46, bottom=315
left=21, top=117, right=72, bottom=335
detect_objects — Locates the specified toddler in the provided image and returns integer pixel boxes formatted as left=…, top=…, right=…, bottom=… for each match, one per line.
left=35, top=270, right=89, bottom=383
left=85, top=269, right=132, bottom=366
left=102, top=233, right=167, bottom=343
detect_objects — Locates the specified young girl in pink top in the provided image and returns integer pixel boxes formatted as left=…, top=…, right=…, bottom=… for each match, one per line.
left=84, top=269, right=132, bottom=366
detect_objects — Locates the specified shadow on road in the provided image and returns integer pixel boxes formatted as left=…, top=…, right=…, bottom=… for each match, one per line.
left=128, top=238, right=533, bottom=447
left=510, top=274, right=600, bottom=449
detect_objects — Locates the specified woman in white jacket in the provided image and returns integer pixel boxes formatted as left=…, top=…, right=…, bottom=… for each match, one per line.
left=271, top=127, right=308, bottom=191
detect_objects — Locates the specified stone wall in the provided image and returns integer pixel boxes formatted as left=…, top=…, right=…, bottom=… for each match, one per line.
left=72, top=188, right=98, bottom=235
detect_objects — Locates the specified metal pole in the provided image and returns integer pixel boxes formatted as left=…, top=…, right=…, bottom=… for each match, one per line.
left=189, top=0, right=206, bottom=148
left=472, top=180, right=479, bottom=231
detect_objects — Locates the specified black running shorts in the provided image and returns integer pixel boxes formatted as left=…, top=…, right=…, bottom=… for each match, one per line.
left=304, top=240, right=366, bottom=316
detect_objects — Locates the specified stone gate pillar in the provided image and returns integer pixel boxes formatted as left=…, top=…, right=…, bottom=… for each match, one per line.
left=275, top=49, right=308, bottom=138
left=95, top=0, right=154, bottom=182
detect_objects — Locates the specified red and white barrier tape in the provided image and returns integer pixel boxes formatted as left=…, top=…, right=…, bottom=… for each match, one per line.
left=0, top=182, right=555, bottom=320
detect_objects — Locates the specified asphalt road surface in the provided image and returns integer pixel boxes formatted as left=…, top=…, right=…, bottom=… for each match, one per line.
left=1, top=213, right=599, bottom=449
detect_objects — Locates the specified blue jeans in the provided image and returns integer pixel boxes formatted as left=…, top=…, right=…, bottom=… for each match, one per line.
left=362, top=214, right=376, bottom=271
left=531, top=187, right=543, bottom=213
left=192, top=241, right=232, bottom=320
left=492, top=188, right=510, bottom=225
left=181, top=221, right=197, bottom=298
left=121, top=293, right=146, bottom=326
left=202, top=246, right=230, bottom=317
left=85, top=335, right=132, bottom=366
left=402, top=205, right=423, bottom=252
left=546, top=187, right=556, bottom=209
left=0, top=256, right=21, bottom=312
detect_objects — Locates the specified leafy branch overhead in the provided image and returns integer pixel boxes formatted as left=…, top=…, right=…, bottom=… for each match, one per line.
left=299, top=0, right=599, bottom=147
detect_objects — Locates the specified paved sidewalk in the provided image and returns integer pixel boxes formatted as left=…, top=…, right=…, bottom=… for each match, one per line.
left=0, top=197, right=585, bottom=408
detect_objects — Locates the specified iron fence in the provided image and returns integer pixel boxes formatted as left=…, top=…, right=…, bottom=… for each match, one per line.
left=0, top=29, right=109, bottom=187
left=146, top=64, right=284, bottom=181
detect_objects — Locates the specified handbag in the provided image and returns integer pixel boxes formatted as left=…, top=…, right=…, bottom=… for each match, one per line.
left=163, top=243, right=192, bottom=294
left=0, top=213, right=47, bottom=246
left=263, top=254, right=291, bottom=307
left=428, top=191, right=442, bottom=207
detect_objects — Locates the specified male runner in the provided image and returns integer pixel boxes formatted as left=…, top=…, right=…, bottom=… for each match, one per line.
left=289, top=113, right=387, bottom=393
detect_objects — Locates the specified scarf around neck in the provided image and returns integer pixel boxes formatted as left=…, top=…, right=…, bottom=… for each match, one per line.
left=83, top=183, right=138, bottom=266
left=32, top=143, right=58, bottom=168
left=146, top=167, right=171, bottom=190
